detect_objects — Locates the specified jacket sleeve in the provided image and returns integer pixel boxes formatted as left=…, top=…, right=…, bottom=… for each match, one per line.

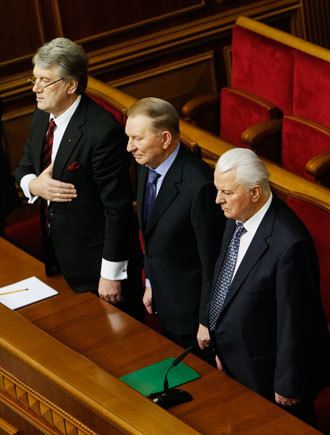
left=90, top=123, right=133, bottom=262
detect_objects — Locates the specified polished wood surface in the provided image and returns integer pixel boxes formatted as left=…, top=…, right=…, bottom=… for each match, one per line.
left=0, top=238, right=321, bottom=434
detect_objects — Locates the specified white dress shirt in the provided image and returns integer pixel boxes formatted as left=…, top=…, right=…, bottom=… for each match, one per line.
left=232, top=192, right=273, bottom=279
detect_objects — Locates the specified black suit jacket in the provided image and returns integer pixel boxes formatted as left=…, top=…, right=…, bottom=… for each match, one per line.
left=15, top=95, right=134, bottom=291
left=137, top=145, right=225, bottom=336
left=210, top=195, right=330, bottom=399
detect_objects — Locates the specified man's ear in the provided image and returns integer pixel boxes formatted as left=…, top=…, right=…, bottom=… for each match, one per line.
left=161, top=131, right=173, bottom=149
left=250, top=185, right=262, bottom=203
left=67, top=80, right=78, bottom=95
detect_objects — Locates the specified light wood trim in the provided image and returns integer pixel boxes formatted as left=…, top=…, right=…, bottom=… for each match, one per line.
left=242, top=119, right=283, bottom=146
left=0, top=417, right=19, bottom=435
left=0, top=303, right=198, bottom=435
left=236, top=15, right=330, bottom=61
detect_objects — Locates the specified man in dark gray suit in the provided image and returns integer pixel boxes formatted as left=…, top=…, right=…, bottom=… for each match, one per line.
left=126, top=97, right=225, bottom=354
left=15, top=38, right=141, bottom=312
left=209, top=147, right=330, bottom=424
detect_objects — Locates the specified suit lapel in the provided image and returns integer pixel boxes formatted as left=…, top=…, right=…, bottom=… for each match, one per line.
left=219, top=199, right=277, bottom=315
left=52, top=97, right=86, bottom=180
left=144, top=146, right=185, bottom=235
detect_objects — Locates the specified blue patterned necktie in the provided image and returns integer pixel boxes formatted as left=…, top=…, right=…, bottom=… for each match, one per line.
left=209, top=222, right=246, bottom=330
left=144, top=169, right=160, bottom=225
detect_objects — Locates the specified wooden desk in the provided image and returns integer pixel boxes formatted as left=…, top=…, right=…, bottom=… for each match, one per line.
left=0, top=238, right=320, bottom=434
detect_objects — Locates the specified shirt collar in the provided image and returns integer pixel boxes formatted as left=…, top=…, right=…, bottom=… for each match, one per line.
left=237, top=192, right=273, bottom=233
left=148, top=142, right=180, bottom=178
left=50, top=95, right=81, bottom=126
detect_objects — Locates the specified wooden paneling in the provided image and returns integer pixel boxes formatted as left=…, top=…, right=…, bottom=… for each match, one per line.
left=0, top=0, right=328, bottom=173
left=303, top=0, right=330, bottom=48
left=57, top=0, right=205, bottom=41
left=111, top=52, right=218, bottom=111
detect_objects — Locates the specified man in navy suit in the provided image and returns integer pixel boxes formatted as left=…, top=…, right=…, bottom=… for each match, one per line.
left=15, top=38, right=141, bottom=311
left=126, top=97, right=225, bottom=355
left=209, top=147, right=330, bottom=423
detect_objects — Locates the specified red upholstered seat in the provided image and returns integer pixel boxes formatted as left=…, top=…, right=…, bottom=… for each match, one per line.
left=282, top=115, right=330, bottom=181
left=287, top=195, right=330, bottom=434
left=278, top=52, right=330, bottom=184
left=231, top=26, right=294, bottom=115
left=4, top=205, right=43, bottom=260
left=293, top=51, right=330, bottom=128
left=220, top=87, right=280, bottom=147
left=219, top=25, right=295, bottom=148
left=286, top=196, right=330, bottom=325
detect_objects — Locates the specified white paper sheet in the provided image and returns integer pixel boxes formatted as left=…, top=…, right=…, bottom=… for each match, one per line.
left=0, top=276, right=58, bottom=310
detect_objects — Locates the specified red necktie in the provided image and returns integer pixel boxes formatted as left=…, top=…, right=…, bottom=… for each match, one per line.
left=41, top=119, right=56, bottom=169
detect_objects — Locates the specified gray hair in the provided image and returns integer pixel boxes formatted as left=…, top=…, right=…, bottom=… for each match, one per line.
left=32, top=37, right=88, bottom=94
left=216, top=148, right=270, bottom=192
left=127, top=97, right=180, bottom=137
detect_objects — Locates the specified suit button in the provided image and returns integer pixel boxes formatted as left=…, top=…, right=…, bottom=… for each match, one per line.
left=146, top=253, right=152, bottom=259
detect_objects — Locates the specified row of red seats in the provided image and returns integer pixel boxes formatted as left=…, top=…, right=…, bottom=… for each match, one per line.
left=183, top=16, right=330, bottom=187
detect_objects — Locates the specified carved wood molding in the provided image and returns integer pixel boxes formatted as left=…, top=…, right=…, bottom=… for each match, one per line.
left=0, top=367, right=96, bottom=435
left=88, top=0, right=302, bottom=72
left=109, top=51, right=216, bottom=88
left=0, top=0, right=302, bottom=100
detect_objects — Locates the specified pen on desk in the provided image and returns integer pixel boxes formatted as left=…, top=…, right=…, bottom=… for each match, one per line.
left=0, top=288, right=29, bottom=296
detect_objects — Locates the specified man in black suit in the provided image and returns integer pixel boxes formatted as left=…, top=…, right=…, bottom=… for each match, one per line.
left=15, top=37, right=140, bottom=308
left=125, top=97, right=225, bottom=354
left=209, top=147, right=330, bottom=423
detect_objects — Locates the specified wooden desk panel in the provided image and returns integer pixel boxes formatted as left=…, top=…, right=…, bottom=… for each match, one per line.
left=0, top=238, right=320, bottom=434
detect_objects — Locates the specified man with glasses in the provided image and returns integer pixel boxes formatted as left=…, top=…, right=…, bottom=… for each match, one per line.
left=15, top=38, right=142, bottom=313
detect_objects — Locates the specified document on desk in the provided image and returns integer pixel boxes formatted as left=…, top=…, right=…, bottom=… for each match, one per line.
left=0, top=276, right=58, bottom=310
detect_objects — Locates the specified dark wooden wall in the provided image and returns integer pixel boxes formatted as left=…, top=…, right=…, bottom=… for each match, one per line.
left=0, top=0, right=329, bottom=171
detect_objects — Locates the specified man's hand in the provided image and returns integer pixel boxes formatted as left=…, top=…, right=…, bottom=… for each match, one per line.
left=98, top=277, right=123, bottom=304
left=197, top=323, right=211, bottom=349
left=275, top=392, right=301, bottom=407
left=143, top=287, right=153, bottom=314
left=215, top=355, right=224, bottom=372
left=29, top=164, right=77, bottom=202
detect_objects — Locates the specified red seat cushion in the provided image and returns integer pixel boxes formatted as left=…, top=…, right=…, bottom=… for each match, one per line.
left=282, top=116, right=330, bottom=181
left=286, top=196, right=330, bottom=325
left=232, top=26, right=295, bottom=114
left=4, top=207, right=43, bottom=260
left=220, top=87, right=277, bottom=147
left=293, top=51, right=330, bottom=128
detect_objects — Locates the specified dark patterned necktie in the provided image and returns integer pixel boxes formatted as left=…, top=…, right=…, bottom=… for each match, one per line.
left=209, top=222, right=246, bottom=330
left=41, top=119, right=56, bottom=170
left=143, top=169, right=160, bottom=225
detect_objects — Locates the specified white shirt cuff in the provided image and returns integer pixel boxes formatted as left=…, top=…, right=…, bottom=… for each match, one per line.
left=101, top=259, right=128, bottom=280
left=145, top=278, right=151, bottom=288
left=21, top=174, right=38, bottom=204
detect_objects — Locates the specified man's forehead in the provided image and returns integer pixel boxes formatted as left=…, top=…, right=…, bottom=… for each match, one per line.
left=33, top=64, right=59, bottom=77
left=126, top=114, right=153, bottom=132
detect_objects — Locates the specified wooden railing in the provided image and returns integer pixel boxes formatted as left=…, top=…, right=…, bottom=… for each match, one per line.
left=87, top=76, right=330, bottom=211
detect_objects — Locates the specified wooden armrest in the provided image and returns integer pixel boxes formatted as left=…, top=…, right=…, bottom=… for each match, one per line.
left=242, top=119, right=282, bottom=147
left=182, top=94, right=219, bottom=120
left=306, top=152, right=330, bottom=187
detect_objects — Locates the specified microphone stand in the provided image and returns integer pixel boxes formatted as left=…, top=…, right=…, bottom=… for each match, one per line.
left=148, top=346, right=193, bottom=409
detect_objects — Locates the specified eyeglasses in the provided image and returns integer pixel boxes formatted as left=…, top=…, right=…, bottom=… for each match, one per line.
left=28, top=77, right=64, bottom=89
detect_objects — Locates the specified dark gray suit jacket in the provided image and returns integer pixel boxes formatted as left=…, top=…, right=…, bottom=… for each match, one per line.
left=137, top=145, right=225, bottom=336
